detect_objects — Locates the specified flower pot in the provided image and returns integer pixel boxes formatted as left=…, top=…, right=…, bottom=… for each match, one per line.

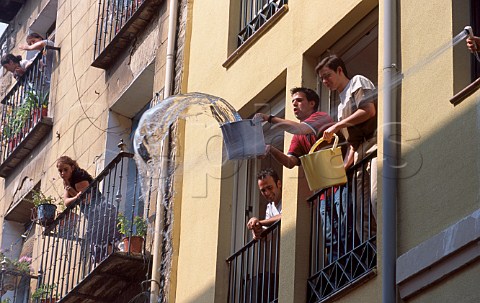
left=123, top=236, right=144, bottom=253
left=42, top=106, right=48, bottom=117
left=40, top=298, right=57, bottom=303
left=37, top=204, right=57, bottom=225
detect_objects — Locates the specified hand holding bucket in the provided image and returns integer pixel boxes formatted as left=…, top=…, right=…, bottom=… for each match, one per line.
left=300, top=134, right=347, bottom=191
left=220, top=119, right=266, bottom=160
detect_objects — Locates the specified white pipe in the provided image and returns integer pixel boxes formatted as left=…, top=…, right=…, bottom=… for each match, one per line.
left=151, top=0, right=178, bottom=301
left=164, top=0, right=179, bottom=100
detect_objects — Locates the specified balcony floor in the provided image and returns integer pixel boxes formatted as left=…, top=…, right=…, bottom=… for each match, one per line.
left=0, top=117, right=53, bottom=178
left=58, top=252, right=151, bottom=303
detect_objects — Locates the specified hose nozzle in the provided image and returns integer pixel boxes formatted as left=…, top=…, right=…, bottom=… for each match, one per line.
left=464, top=26, right=474, bottom=39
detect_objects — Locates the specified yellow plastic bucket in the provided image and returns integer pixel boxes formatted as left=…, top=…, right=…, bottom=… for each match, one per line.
left=300, top=134, right=347, bottom=191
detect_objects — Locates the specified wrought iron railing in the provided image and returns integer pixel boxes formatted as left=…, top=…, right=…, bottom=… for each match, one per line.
left=226, top=220, right=280, bottom=303
left=35, top=152, right=152, bottom=302
left=307, top=151, right=377, bottom=303
left=0, top=269, right=32, bottom=303
left=0, top=51, right=51, bottom=163
left=0, top=26, right=11, bottom=60
left=238, top=0, right=288, bottom=46
left=93, top=0, right=146, bottom=61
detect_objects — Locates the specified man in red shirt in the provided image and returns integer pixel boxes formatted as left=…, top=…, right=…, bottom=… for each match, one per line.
left=254, top=87, right=333, bottom=168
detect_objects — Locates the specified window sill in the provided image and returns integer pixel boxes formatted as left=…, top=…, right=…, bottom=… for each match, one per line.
left=450, top=77, right=480, bottom=106
left=222, top=4, right=289, bottom=69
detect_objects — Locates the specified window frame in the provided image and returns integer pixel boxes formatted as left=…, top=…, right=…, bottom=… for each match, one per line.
left=471, top=0, right=480, bottom=81
left=230, top=92, right=285, bottom=252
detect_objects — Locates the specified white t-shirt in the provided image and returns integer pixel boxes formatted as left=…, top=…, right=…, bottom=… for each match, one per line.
left=265, top=200, right=282, bottom=220
left=338, top=75, right=376, bottom=120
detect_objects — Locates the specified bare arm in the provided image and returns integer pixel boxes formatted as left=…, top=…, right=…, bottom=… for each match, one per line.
left=268, top=145, right=300, bottom=169
left=323, top=89, right=376, bottom=141
left=63, top=180, right=89, bottom=207
left=254, top=113, right=314, bottom=135
left=247, top=215, right=281, bottom=239
left=258, top=214, right=281, bottom=227
left=19, top=40, right=47, bottom=51
left=344, top=145, right=354, bottom=169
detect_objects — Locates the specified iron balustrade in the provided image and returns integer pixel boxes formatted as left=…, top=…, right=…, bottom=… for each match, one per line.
left=0, top=270, right=32, bottom=303
left=238, top=0, right=288, bottom=46
left=0, top=26, right=11, bottom=60
left=94, top=0, right=145, bottom=61
left=226, top=220, right=280, bottom=303
left=0, top=51, right=51, bottom=163
left=36, top=152, right=152, bottom=302
left=307, top=151, right=377, bottom=303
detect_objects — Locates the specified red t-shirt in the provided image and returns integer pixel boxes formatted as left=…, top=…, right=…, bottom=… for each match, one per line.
left=287, top=111, right=333, bottom=159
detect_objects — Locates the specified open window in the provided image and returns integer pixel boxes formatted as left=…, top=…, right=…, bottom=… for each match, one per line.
left=231, top=91, right=284, bottom=251
left=317, top=13, right=378, bottom=120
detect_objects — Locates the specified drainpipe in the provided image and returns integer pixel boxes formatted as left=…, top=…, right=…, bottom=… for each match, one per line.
left=151, top=0, right=179, bottom=301
left=382, top=0, right=398, bottom=302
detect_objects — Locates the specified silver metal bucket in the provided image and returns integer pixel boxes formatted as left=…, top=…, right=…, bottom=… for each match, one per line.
left=220, top=119, right=266, bottom=160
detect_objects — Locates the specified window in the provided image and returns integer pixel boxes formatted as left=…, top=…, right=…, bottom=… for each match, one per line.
left=309, top=12, right=379, bottom=302
left=231, top=92, right=284, bottom=251
left=238, top=0, right=288, bottom=46
left=317, top=22, right=378, bottom=120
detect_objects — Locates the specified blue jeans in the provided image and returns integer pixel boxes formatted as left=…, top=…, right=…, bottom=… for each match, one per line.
left=320, top=188, right=349, bottom=264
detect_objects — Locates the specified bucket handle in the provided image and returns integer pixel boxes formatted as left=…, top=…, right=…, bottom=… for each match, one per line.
left=308, top=133, right=339, bottom=154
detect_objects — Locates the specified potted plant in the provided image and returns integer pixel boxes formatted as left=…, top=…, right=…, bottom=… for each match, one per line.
left=117, top=213, right=147, bottom=253
left=0, top=252, right=16, bottom=291
left=31, top=283, right=57, bottom=303
left=12, top=256, right=32, bottom=276
left=32, top=190, right=57, bottom=225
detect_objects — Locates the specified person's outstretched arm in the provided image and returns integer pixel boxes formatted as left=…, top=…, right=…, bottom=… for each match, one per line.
left=19, top=40, right=48, bottom=51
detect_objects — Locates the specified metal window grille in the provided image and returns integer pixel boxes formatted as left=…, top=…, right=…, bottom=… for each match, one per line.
left=93, top=0, right=145, bottom=61
left=238, top=0, right=288, bottom=46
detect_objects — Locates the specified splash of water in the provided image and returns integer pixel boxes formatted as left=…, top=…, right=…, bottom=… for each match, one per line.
left=134, top=92, right=241, bottom=163
left=390, top=29, right=469, bottom=88
left=133, top=92, right=242, bottom=301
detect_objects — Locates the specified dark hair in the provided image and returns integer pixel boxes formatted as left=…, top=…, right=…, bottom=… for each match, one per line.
left=1, top=54, right=22, bottom=66
left=257, top=168, right=280, bottom=184
left=315, top=55, right=349, bottom=79
left=26, top=33, right=44, bottom=40
left=290, top=87, right=320, bottom=109
left=56, top=156, right=80, bottom=170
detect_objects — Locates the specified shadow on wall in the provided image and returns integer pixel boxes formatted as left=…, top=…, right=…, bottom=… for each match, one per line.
left=396, top=93, right=480, bottom=254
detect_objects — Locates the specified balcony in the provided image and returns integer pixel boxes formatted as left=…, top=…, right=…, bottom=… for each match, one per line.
left=37, top=152, right=153, bottom=303
left=307, top=152, right=377, bottom=303
left=0, top=0, right=25, bottom=23
left=226, top=220, right=280, bottom=303
left=0, top=26, right=12, bottom=59
left=92, top=0, right=163, bottom=69
left=5, top=191, right=36, bottom=224
left=0, top=270, right=32, bottom=302
left=0, top=52, right=53, bottom=178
